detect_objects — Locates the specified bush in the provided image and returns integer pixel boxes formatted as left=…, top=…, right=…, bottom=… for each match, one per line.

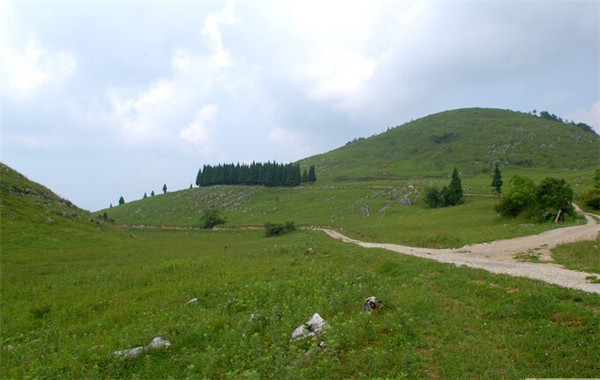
left=264, top=221, right=296, bottom=237
left=201, top=209, right=226, bottom=229
left=424, top=187, right=442, bottom=208
left=494, top=176, right=575, bottom=222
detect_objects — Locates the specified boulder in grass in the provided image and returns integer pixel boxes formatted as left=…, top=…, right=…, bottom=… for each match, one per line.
left=114, top=336, right=171, bottom=359
left=362, top=296, right=382, bottom=312
left=291, top=313, right=329, bottom=341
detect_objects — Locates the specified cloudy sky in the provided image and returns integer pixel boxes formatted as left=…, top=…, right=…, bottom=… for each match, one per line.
left=2, top=1, right=599, bottom=211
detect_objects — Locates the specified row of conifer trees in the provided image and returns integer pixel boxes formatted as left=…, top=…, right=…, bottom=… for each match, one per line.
left=195, top=162, right=316, bottom=187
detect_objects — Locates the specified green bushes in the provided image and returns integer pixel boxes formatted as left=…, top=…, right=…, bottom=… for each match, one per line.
left=424, top=167, right=464, bottom=208
left=201, top=209, right=226, bottom=229
left=495, top=176, right=575, bottom=222
left=264, top=221, right=296, bottom=237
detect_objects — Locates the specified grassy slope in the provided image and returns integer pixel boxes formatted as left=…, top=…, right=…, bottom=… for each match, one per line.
left=2, top=163, right=599, bottom=378
left=300, top=107, right=599, bottom=181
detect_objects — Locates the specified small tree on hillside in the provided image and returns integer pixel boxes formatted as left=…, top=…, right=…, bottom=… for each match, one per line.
left=151, top=190, right=155, bottom=197
left=118, top=196, right=125, bottom=205
left=307, top=165, right=317, bottom=183
left=492, top=163, right=503, bottom=196
left=441, top=167, right=463, bottom=206
left=162, top=184, right=168, bottom=194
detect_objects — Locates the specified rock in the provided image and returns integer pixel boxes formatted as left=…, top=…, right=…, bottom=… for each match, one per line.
left=306, top=248, right=314, bottom=253
left=186, top=298, right=198, bottom=304
left=362, top=296, right=382, bottom=312
left=114, top=346, right=144, bottom=359
left=147, top=336, right=171, bottom=349
left=114, top=336, right=171, bottom=359
left=291, top=313, right=329, bottom=341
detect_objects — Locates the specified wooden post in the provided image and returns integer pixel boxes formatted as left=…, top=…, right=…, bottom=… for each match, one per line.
left=554, top=209, right=562, bottom=223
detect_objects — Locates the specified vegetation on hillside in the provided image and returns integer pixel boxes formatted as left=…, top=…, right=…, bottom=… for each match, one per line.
left=301, top=108, right=599, bottom=182
left=424, top=167, right=464, bottom=208
left=495, top=176, right=575, bottom=222
left=196, top=162, right=316, bottom=187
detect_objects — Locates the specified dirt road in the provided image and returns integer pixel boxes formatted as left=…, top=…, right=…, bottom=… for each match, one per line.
left=316, top=212, right=600, bottom=294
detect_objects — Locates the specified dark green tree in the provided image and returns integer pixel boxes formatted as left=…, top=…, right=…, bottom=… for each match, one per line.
left=118, top=196, right=125, bottom=205
left=307, top=165, right=317, bottom=183
left=151, top=190, right=155, bottom=197
left=162, top=184, right=167, bottom=194
left=424, top=187, right=442, bottom=208
left=301, top=169, right=308, bottom=183
left=492, top=163, right=503, bottom=196
left=494, top=175, right=536, bottom=218
left=143, top=192, right=147, bottom=199
left=441, top=167, right=463, bottom=206
left=535, top=177, right=574, bottom=221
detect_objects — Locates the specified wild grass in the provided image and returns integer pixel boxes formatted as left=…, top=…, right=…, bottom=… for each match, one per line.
left=2, top=228, right=599, bottom=378
left=552, top=238, right=600, bottom=274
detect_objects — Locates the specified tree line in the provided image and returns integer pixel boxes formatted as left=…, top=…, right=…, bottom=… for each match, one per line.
left=196, top=162, right=316, bottom=187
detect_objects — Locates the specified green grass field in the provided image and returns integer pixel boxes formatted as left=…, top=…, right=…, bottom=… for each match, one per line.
left=2, top=227, right=600, bottom=378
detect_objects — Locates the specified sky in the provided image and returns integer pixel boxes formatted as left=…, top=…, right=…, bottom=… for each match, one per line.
left=2, top=1, right=599, bottom=211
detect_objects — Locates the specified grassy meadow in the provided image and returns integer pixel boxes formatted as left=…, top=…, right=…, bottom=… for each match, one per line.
left=2, top=106, right=600, bottom=378
left=2, top=226, right=600, bottom=379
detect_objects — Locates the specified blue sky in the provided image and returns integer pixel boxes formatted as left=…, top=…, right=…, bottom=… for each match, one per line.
left=2, top=1, right=599, bottom=211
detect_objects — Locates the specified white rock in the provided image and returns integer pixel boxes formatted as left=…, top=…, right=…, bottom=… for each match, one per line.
left=147, top=336, right=171, bottom=349
left=291, top=313, right=329, bottom=341
left=114, top=346, right=144, bottom=359
left=186, top=298, right=198, bottom=304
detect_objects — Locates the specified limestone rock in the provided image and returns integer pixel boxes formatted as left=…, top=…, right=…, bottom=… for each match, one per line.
left=114, top=336, right=171, bottom=359
left=291, top=313, right=329, bottom=341
left=362, top=296, right=382, bottom=312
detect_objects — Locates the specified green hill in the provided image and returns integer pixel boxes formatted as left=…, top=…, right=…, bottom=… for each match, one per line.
left=301, top=108, right=599, bottom=181
left=98, top=108, right=596, bottom=247
left=0, top=163, right=115, bottom=249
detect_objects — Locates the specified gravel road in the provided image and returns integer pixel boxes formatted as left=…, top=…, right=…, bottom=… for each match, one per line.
left=316, top=211, right=600, bottom=294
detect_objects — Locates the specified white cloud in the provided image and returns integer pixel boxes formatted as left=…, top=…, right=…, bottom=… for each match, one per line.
left=306, top=51, right=376, bottom=106
left=268, top=127, right=316, bottom=159
left=201, top=0, right=239, bottom=68
left=5, top=38, right=76, bottom=96
left=179, top=105, right=219, bottom=150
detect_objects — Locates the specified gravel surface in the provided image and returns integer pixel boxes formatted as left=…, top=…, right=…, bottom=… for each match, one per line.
left=317, top=212, right=600, bottom=294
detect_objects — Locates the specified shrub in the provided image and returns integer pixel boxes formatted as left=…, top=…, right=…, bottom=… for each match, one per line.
left=201, top=209, right=226, bottom=229
left=424, top=187, right=442, bottom=208
left=264, top=221, right=296, bottom=237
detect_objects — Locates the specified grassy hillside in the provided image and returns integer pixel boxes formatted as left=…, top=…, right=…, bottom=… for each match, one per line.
left=0, top=163, right=120, bottom=249
left=300, top=108, right=599, bottom=182
left=2, top=163, right=599, bottom=378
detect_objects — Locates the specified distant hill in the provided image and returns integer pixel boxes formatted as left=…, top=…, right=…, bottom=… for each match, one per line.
left=300, top=108, right=599, bottom=182
left=0, top=163, right=111, bottom=247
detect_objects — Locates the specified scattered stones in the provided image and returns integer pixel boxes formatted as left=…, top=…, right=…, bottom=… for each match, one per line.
left=291, top=313, right=329, bottom=341
left=362, top=296, right=382, bottom=312
left=114, top=336, right=171, bottom=359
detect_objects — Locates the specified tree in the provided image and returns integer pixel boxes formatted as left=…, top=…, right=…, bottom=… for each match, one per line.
left=536, top=177, right=574, bottom=221
left=143, top=192, right=148, bottom=199
left=301, top=169, right=308, bottom=183
left=424, top=187, right=442, bottom=208
left=307, top=165, right=317, bottom=183
left=583, top=169, right=600, bottom=210
left=118, top=196, right=125, bottom=205
left=441, top=167, right=463, bottom=206
left=162, top=184, right=167, bottom=194
left=151, top=190, right=155, bottom=197
left=491, top=163, right=503, bottom=196
left=494, top=175, right=536, bottom=218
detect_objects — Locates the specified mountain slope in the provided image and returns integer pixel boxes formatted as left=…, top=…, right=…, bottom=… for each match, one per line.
left=301, top=108, right=599, bottom=181
left=0, top=163, right=113, bottom=249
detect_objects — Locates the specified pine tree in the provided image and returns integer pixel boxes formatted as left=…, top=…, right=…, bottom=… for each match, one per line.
left=308, top=165, right=317, bottom=183
left=143, top=192, right=147, bottom=199
left=118, top=196, right=125, bottom=205
left=492, top=163, right=503, bottom=196
left=162, top=184, right=167, bottom=194
left=151, top=190, right=155, bottom=197
left=301, top=169, right=308, bottom=183
left=441, top=167, right=463, bottom=206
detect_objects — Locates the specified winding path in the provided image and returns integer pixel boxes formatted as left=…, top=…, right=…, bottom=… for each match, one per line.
left=316, top=211, right=600, bottom=294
